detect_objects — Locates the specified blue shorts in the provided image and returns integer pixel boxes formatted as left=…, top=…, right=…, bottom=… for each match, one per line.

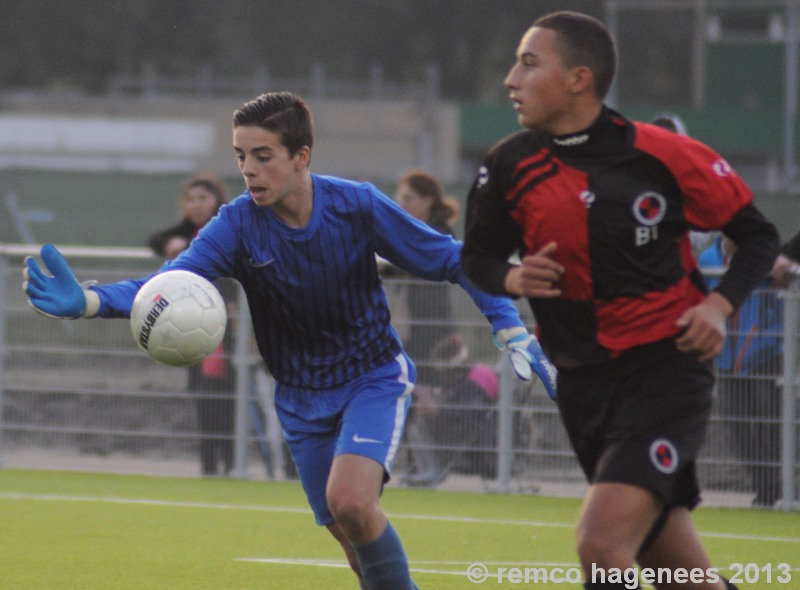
left=274, top=353, right=416, bottom=526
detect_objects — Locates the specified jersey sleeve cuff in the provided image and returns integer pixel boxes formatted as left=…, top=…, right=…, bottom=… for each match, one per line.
left=84, top=289, right=101, bottom=318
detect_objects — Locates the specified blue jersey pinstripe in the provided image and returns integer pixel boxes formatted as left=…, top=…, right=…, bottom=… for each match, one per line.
left=93, top=174, right=523, bottom=388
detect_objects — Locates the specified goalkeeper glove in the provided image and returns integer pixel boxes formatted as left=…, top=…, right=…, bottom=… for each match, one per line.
left=495, top=326, right=558, bottom=400
left=23, top=244, right=100, bottom=319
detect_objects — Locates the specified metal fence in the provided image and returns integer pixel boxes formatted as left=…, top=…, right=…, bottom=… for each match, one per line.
left=0, top=245, right=798, bottom=511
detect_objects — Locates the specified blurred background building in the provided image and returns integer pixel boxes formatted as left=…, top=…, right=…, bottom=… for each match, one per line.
left=1, top=0, right=799, bottom=243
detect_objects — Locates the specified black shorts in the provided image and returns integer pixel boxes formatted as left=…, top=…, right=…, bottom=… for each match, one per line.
left=557, top=338, right=714, bottom=509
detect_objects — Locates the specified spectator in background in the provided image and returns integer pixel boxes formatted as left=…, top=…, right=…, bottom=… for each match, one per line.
left=650, top=113, right=687, bottom=135
left=772, top=228, right=800, bottom=287
left=429, top=333, right=499, bottom=484
left=148, top=173, right=236, bottom=477
left=392, top=170, right=462, bottom=486
left=699, top=235, right=783, bottom=508
left=393, top=169, right=461, bottom=377
left=148, top=174, right=230, bottom=259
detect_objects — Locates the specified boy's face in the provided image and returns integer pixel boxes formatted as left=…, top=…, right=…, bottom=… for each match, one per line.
left=504, top=26, right=577, bottom=134
left=232, top=125, right=308, bottom=209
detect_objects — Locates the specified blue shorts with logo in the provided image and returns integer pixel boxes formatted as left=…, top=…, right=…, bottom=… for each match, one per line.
left=274, top=352, right=416, bottom=526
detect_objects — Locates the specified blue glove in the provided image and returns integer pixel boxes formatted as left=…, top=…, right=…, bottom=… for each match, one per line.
left=23, top=244, right=88, bottom=319
left=495, top=327, right=558, bottom=400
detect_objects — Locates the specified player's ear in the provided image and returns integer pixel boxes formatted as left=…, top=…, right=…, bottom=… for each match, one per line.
left=294, top=146, right=311, bottom=170
left=569, top=65, right=594, bottom=95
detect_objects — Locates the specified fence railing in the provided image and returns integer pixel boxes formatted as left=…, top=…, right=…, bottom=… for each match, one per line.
left=0, top=244, right=798, bottom=510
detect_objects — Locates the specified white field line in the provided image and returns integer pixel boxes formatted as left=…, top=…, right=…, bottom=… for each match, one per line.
left=236, top=557, right=800, bottom=577
left=234, top=557, right=483, bottom=579
left=235, top=557, right=508, bottom=577
left=1, top=492, right=799, bottom=545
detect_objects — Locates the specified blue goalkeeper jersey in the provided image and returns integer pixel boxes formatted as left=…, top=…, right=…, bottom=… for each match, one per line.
left=93, top=174, right=523, bottom=389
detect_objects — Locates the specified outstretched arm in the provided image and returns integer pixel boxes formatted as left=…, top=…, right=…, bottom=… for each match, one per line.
left=368, top=185, right=558, bottom=397
left=449, top=265, right=557, bottom=399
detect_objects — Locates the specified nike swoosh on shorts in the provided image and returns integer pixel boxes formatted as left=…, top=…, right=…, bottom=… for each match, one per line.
left=352, top=434, right=383, bottom=444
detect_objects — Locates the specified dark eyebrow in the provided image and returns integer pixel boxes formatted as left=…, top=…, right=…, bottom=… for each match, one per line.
left=233, top=145, right=274, bottom=154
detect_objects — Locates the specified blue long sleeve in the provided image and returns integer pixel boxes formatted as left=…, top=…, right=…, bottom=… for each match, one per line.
left=91, top=174, right=524, bottom=388
left=368, top=184, right=523, bottom=333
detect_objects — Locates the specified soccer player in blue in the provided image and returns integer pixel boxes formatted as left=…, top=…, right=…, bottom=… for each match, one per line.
left=23, top=91, right=557, bottom=590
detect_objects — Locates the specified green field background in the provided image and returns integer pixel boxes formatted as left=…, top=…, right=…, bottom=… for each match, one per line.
left=1, top=469, right=798, bottom=589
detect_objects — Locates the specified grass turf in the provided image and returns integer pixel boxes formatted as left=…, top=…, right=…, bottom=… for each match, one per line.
left=0, top=469, right=798, bottom=589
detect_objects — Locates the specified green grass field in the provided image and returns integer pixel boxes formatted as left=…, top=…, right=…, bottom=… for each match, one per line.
left=0, top=469, right=798, bottom=589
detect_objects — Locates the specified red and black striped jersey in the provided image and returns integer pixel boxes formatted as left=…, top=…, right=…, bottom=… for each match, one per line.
left=463, top=108, right=779, bottom=368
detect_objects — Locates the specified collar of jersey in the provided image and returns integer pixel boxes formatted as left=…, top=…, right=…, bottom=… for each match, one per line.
left=547, top=106, right=629, bottom=158
left=262, top=175, right=324, bottom=240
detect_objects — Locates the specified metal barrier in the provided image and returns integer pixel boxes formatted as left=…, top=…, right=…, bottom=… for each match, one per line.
left=0, top=244, right=797, bottom=510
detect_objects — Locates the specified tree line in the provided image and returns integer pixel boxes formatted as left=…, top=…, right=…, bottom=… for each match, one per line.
left=2, top=0, right=691, bottom=106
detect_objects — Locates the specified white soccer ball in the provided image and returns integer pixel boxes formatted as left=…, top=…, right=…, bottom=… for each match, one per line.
left=130, top=270, right=227, bottom=367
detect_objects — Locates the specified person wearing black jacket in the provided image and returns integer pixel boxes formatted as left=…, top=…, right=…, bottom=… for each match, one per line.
left=148, top=174, right=229, bottom=259
left=149, top=173, right=236, bottom=476
left=462, top=11, right=779, bottom=590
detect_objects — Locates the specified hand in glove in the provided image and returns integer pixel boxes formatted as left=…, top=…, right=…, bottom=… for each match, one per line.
left=23, top=244, right=99, bottom=319
left=495, top=326, right=557, bottom=400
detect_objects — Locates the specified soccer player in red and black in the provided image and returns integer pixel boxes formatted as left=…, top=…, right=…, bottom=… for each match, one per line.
left=462, top=11, right=779, bottom=590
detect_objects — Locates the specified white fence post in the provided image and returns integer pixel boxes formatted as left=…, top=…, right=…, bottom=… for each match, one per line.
left=779, top=277, right=799, bottom=510
left=496, top=360, right=515, bottom=494
left=0, top=254, right=7, bottom=468
left=231, top=286, right=253, bottom=479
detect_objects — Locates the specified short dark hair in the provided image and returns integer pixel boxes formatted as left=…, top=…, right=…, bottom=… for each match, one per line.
left=533, top=11, right=617, bottom=100
left=232, top=91, right=314, bottom=156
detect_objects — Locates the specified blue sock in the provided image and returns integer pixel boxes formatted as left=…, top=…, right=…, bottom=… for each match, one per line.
left=353, top=522, right=418, bottom=590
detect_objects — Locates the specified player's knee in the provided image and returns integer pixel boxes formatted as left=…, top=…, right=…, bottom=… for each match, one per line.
left=327, top=488, right=376, bottom=530
left=576, top=529, right=634, bottom=570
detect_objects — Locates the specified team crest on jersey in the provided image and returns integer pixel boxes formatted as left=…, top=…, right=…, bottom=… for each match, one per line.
left=632, top=192, right=667, bottom=226
left=649, top=438, right=679, bottom=474
left=712, top=158, right=734, bottom=178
